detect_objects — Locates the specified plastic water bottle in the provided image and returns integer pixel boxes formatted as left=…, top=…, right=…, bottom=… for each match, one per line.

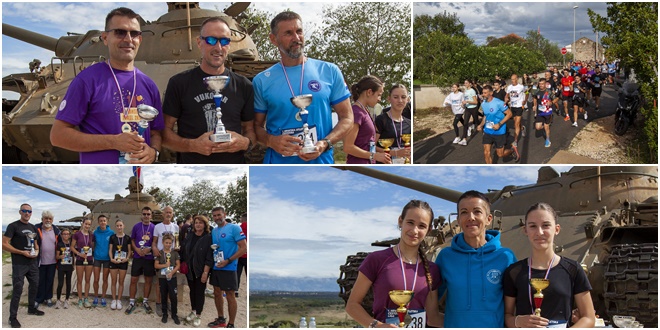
left=309, top=317, right=316, bottom=328
left=299, top=317, right=307, bottom=328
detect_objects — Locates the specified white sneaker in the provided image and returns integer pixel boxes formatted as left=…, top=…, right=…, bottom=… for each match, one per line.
left=467, top=126, right=473, bottom=137
left=186, top=311, right=196, bottom=321
left=458, top=139, right=467, bottom=146
left=63, top=300, right=69, bottom=309
left=116, top=300, right=123, bottom=310
left=572, top=122, right=578, bottom=127
left=55, top=300, right=62, bottom=309
left=193, top=315, right=202, bottom=327
left=584, top=113, right=588, bottom=120
left=110, top=300, right=117, bottom=310
left=452, top=137, right=461, bottom=144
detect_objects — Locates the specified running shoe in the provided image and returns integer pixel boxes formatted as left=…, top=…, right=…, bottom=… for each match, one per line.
left=101, top=298, right=107, bottom=307
left=564, top=114, right=570, bottom=121
left=467, top=126, right=473, bottom=137
left=55, top=300, right=62, bottom=309
left=208, top=317, right=227, bottom=328
left=186, top=311, right=196, bottom=322
left=452, top=137, right=461, bottom=144
left=143, top=301, right=153, bottom=314
left=116, top=300, right=123, bottom=310
left=193, top=316, right=202, bottom=327
left=63, top=300, right=69, bottom=309
left=125, top=303, right=135, bottom=315
left=458, top=139, right=467, bottom=146
left=78, top=299, right=83, bottom=309
left=92, top=297, right=98, bottom=307
left=511, top=145, right=520, bottom=162
left=572, top=122, right=578, bottom=127
left=83, top=298, right=92, bottom=308
left=110, top=300, right=117, bottom=310
left=584, top=112, right=588, bottom=120
left=27, top=308, right=44, bottom=316
left=226, top=324, right=235, bottom=328
left=545, top=139, right=551, bottom=148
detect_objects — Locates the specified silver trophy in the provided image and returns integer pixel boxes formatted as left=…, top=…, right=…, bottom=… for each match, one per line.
left=124, top=104, right=160, bottom=161
left=210, top=244, right=223, bottom=264
left=290, top=94, right=317, bottom=153
left=26, top=233, right=37, bottom=256
left=203, top=76, right=232, bottom=143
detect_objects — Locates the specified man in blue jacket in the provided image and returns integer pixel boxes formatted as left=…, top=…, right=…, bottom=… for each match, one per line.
left=435, top=190, right=517, bottom=327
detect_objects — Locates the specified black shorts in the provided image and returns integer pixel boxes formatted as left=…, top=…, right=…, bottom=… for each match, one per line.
left=210, top=270, right=238, bottom=291
left=561, top=94, right=573, bottom=102
left=75, top=258, right=93, bottom=266
left=572, top=96, right=585, bottom=108
left=109, top=262, right=129, bottom=270
left=131, top=257, right=155, bottom=277
left=592, top=87, right=602, bottom=97
left=93, top=260, right=110, bottom=269
left=482, top=133, right=507, bottom=149
left=535, top=114, right=552, bottom=125
left=510, top=107, right=523, bottom=117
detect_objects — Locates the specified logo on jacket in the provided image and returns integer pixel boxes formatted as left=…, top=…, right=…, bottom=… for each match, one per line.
left=221, top=233, right=227, bottom=238
left=486, top=269, right=502, bottom=284
left=308, top=80, right=321, bottom=92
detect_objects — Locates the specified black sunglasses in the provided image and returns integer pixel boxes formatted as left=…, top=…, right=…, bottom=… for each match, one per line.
left=107, top=29, right=142, bottom=39
left=142, top=213, right=152, bottom=216
left=200, top=36, right=231, bottom=47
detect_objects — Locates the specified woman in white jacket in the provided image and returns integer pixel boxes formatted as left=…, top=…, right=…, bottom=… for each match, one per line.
left=443, top=84, right=466, bottom=145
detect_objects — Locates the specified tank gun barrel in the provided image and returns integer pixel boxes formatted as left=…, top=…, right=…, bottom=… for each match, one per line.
left=2, top=23, right=59, bottom=52
left=12, top=176, right=94, bottom=210
left=333, top=166, right=464, bottom=203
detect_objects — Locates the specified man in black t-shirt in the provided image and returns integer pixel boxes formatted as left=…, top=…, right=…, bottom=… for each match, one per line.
left=2, top=203, right=45, bottom=327
left=162, top=17, right=256, bottom=164
left=493, top=81, right=507, bottom=102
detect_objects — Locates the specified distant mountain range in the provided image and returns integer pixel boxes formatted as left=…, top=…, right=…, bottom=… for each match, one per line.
left=250, top=273, right=339, bottom=292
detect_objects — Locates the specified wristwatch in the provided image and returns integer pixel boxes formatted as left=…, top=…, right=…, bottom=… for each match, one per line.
left=368, top=319, right=379, bottom=328
left=152, top=147, right=160, bottom=162
left=323, top=139, right=333, bottom=152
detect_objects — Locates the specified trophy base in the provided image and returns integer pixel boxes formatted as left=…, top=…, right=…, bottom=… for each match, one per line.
left=302, top=145, right=317, bottom=153
left=210, top=133, right=232, bottom=143
left=124, top=153, right=136, bottom=162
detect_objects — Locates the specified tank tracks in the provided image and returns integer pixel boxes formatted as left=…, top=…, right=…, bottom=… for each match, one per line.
left=337, top=252, right=373, bottom=315
left=603, top=243, right=658, bottom=327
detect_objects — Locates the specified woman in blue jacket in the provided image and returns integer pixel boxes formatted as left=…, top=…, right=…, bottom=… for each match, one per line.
left=434, top=190, right=516, bottom=327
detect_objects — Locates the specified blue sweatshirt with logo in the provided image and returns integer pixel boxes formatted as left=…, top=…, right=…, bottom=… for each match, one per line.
left=435, top=230, right=516, bottom=328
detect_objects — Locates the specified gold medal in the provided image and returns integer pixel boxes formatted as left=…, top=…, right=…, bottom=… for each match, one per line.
left=122, top=123, right=132, bottom=132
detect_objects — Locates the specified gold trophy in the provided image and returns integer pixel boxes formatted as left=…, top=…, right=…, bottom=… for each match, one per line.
left=166, top=252, right=172, bottom=280
left=389, top=290, right=414, bottom=328
left=174, top=232, right=179, bottom=250
left=401, top=134, right=411, bottom=164
left=379, top=138, right=395, bottom=154
left=530, top=278, right=550, bottom=316
left=82, top=246, right=90, bottom=265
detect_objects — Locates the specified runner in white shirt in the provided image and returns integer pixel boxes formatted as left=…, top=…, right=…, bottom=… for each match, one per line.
left=443, top=84, right=466, bottom=144
left=505, top=74, right=527, bottom=151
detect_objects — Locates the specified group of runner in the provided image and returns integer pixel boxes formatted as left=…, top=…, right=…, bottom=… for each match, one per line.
left=443, top=59, right=619, bottom=163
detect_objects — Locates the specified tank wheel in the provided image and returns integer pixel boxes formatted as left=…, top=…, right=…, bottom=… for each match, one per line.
left=614, top=115, right=629, bottom=136
left=337, top=252, right=373, bottom=315
left=603, top=243, right=658, bottom=327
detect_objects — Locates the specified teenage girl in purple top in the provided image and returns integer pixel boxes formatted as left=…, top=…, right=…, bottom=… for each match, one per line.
left=346, top=200, right=442, bottom=328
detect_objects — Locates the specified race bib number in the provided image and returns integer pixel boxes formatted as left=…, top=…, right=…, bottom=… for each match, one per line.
left=386, top=309, right=426, bottom=328
left=563, top=86, right=570, bottom=91
left=574, top=88, right=580, bottom=93
left=594, top=83, right=600, bottom=88
left=114, top=251, right=127, bottom=260
left=161, top=266, right=174, bottom=276
left=86, top=248, right=93, bottom=256
left=538, top=104, right=547, bottom=112
left=485, top=121, right=495, bottom=129
left=62, top=252, right=72, bottom=265
left=280, top=125, right=318, bottom=156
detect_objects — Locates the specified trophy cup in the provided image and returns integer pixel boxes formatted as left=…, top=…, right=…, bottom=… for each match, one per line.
left=530, top=278, right=550, bottom=316
left=166, top=252, right=172, bottom=281
left=125, top=104, right=160, bottom=161
left=26, top=233, right=37, bottom=256
left=613, top=316, right=636, bottom=328
left=82, top=246, right=90, bottom=265
left=401, top=134, right=411, bottom=164
left=211, top=244, right=223, bottom=264
left=389, top=290, right=414, bottom=328
left=174, top=232, right=180, bottom=250
left=115, top=244, right=122, bottom=260
left=379, top=138, right=395, bottom=154
left=203, top=76, right=232, bottom=143
left=291, top=95, right=317, bottom=154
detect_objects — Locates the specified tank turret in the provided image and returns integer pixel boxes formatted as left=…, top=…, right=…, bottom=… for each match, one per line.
left=2, top=2, right=276, bottom=163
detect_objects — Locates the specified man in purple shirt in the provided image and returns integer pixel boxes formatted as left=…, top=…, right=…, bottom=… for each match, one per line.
left=125, top=206, right=156, bottom=315
left=50, top=7, right=163, bottom=164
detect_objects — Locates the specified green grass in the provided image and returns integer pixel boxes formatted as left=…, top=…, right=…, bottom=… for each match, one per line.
left=250, top=292, right=358, bottom=328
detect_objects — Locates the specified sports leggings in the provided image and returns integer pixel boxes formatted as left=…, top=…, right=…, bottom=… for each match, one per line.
left=453, top=114, right=465, bottom=138
left=56, top=268, right=72, bottom=300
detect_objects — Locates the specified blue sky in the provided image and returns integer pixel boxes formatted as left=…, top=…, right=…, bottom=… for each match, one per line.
left=2, top=1, right=349, bottom=99
left=414, top=2, right=608, bottom=47
left=249, top=165, right=572, bottom=278
left=2, top=165, right=247, bottom=228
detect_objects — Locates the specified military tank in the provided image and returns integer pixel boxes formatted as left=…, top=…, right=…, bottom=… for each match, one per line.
left=2, top=2, right=276, bottom=163
left=335, top=166, right=658, bottom=327
left=12, top=174, right=162, bottom=232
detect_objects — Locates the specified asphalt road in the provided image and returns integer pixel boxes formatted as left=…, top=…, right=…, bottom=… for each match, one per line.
left=413, top=84, right=621, bottom=164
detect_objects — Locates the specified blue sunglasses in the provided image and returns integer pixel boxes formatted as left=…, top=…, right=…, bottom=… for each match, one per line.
left=201, top=36, right=231, bottom=47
